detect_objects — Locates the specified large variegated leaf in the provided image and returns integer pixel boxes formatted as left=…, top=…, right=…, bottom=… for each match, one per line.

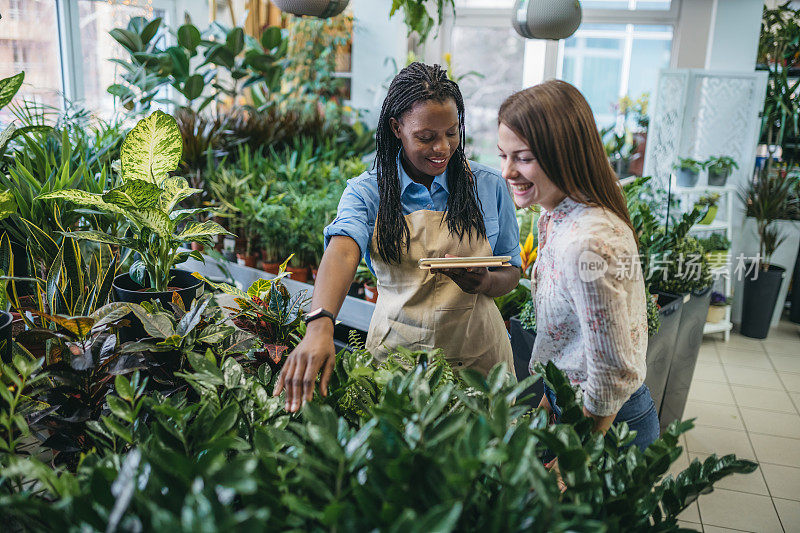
left=102, top=179, right=162, bottom=209
left=0, top=189, right=16, bottom=220
left=177, top=220, right=230, bottom=242
left=125, top=303, right=176, bottom=339
left=191, top=272, right=248, bottom=298
left=91, top=302, right=133, bottom=331
left=0, top=72, right=24, bottom=109
left=37, top=189, right=128, bottom=217
left=66, top=231, right=135, bottom=248
left=121, top=111, right=182, bottom=183
left=128, top=208, right=173, bottom=240
left=160, top=176, right=201, bottom=211
left=0, top=123, right=16, bottom=155
left=32, top=312, right=95, bottom=339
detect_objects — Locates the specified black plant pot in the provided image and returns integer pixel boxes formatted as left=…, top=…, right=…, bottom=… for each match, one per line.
left=0, top=311, right=12, bottom=364
left=659, top=286, right=712, bottom=431
left=707, top=168, right=730, bottom=187
left=790, top=244, right=800, bottom=324
left=741, top=264, right=787, bottom=339
left=509, top=315, right=544, bottom=410
left=113, top=269, right=203, bottom=342
left=643, top=292, right=683, bottom=419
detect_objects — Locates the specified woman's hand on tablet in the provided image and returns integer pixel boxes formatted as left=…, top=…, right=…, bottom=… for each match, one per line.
left=437, top=254, right=492, bottom=294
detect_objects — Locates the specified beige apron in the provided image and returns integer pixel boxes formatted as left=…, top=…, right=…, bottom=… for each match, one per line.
left=365, top=209, right=513, bottom=376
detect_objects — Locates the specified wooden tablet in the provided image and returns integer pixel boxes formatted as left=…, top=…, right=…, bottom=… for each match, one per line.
left=418, top=256, right=512, bottom=270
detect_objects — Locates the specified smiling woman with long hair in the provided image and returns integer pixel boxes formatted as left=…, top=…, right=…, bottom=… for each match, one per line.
left=274, top=63, right=523, bottom=412
left=497, top=80, right=658, bottom=451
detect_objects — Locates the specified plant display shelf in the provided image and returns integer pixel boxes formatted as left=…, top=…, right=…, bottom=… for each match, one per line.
left=673, top=184, right=734, bottom=341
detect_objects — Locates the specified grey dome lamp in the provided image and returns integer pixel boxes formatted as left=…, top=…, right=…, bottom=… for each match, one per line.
left=271, top=0, right=350, bottom=18
left=512, top=0, right=582, bottom=40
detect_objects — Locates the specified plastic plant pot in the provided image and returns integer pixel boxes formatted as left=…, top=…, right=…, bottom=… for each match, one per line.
left=707, top=168, right=730, bottom=187
left=676, top=168, right=700, bottom=188
left=237, top=254, right=257, bottom=268
left=643, top=292, right=683, bottom=420
left=698, top=205, right=718, bottom=225
left=741, top=263, right=786, bottom=339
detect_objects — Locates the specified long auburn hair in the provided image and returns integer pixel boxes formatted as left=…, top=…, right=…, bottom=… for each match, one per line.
left=374, top=62, right=485, bottom=264
left=498, top=80, right=634, bottom=233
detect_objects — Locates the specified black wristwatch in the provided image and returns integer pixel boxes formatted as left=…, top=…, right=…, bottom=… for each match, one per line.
left=303, top=307, right=335, bottom=325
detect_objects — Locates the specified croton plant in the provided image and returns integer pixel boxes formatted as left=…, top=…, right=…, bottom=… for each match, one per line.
left=38, top=111, right=231, bottom=292
left=194, top=256, right=309, bottom=369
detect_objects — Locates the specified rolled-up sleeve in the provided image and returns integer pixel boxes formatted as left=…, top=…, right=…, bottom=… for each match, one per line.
left=492, top=180, right=522, bottom=268
left=323, top=179, right=373, bottom=258
left=565, top=236, right=645, bottom=416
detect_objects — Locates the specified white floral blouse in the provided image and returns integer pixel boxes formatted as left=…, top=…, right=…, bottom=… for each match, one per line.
left=529, top=196, right=648, bottom=416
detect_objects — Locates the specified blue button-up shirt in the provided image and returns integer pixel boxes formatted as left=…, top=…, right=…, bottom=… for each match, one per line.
left=324, top=159, right=522, bottom=272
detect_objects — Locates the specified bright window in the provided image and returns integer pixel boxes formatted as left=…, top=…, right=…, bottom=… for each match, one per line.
left=0, top=0, right=62, bottom=119
left=450, top=25, right=527, bottom=164
left=78, top=1, right=162, bottom=119
left=557, top=23, right=673, bottom=128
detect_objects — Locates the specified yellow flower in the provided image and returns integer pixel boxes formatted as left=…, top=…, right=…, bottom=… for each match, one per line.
left=521, top=233, right=536, bottom=271
left=443, top=52, right=452, bottom=65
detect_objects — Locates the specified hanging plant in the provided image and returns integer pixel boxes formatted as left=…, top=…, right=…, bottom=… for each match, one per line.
left=390, top=0, right=455, bottom=44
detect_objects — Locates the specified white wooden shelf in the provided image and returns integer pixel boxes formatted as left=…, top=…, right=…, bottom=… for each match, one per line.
left=704, top=320, right=734, bottom=335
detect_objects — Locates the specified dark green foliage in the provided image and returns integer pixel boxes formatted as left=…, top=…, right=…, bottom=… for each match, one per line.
left=0, top=342, right=757, bottom=531
left=519, top=297, right=537, bottom=333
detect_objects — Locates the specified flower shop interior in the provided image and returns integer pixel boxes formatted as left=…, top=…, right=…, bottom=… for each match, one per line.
left=0, top=0, right=799, bottom=531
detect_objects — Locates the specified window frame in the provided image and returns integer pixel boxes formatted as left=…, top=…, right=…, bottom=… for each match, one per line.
left=437, top=0, right=681, bottom=80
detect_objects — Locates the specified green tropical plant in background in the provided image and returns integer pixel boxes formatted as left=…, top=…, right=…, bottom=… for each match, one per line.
left=390, top=0, right=455, bottom=44
left=38, top=111, right=230, bottom=292
left=740, top=165, right=799, bottom=269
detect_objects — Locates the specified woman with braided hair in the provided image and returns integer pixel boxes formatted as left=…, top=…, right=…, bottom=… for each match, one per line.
left=274, top=62, right=522, bottom=412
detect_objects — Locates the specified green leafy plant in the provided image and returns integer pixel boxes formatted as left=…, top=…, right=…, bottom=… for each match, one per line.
left=698, top=233, right=731, bottom=253
left=758, top=2, right=800, bottom=162
left=38, top=111, right=230, bottom=292
left=193, top=258, right=308, bottom=368
left=696, top=192, right=721, bottom=207
left=652, top=236, right=713, bottom=294
left=120, top=293, right=236, bottom=374
left=354, top=260, right=377, bottom=286
left=390, top=0, right=455, bottom=44
left=705, top=156, right=739, bottom=173
left=675, top=157, right=703, bottom=173
left=518, top=297, right=536, bottom=333
left=646, top=292, right=660, bottom=337
left=740, top=165, right=799, bottom=268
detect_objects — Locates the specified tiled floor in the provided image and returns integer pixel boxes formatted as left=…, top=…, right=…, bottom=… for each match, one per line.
left=674, top=319, right=800, bottom=532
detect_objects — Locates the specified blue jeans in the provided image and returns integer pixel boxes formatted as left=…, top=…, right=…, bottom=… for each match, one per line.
left=544, top=383, right=660, bottom=452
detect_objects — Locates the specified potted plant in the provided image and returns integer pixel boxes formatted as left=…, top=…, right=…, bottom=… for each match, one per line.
left=38, top=111, right=231, bottom=340
left=675, top=158, right=703, bottom=188
left=695, top=192, right=721, bottom=225
left=707, top=291, right=731, bottom=323
left=706, top=156, right=739, bottom=187
left=738, top=166, right=798, bottom=338
left=233, top=193, right=268, bottom=268
left=698, top=232, right=731, bottom=269
left=355, top=261, right=378, bottom=302
left=258, top=203, right=290, bottom=275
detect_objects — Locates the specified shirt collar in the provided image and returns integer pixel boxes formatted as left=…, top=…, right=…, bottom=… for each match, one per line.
left=397, top=151, right=449, bottom=194
left=544, top=196, right=582, bottom=223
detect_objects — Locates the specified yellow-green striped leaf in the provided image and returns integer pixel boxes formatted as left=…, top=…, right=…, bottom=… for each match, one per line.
left=102, top=179, right=162, bottom=209
left=37, top=189, right=128, bottom=217
left=160, top=176, right=201, bottom=211
left=177, top=220, right=229, bottom=242
left=121, top=111, right=182, bottom=184
left=0, top=72, right=24, bottom=109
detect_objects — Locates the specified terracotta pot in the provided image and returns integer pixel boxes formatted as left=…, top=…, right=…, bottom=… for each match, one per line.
left=262, top=262, right=280, bottom=275
left=364, top=283, right=378, bottom=303
left=190, top=241, right=205, bottom=252
left=237, top=254, right=257, bottom=268
left=286, top=266, right=309, bottom=283
left=311, top=268, right=319, bottom=281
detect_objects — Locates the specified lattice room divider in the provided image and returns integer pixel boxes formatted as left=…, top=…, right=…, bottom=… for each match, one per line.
left=644, top=69, right=768, bottom=191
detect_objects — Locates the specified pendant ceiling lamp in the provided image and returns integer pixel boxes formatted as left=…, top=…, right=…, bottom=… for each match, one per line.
left=271, top=0, right=350, bottom=18
left=512, top=0, right=582, bottom=40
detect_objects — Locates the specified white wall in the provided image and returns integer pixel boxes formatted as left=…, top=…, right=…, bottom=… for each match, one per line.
left=673, top=0, right=715, bottom=68
left=350, top=0, right=408, bottom=128
left=705, top=0, right=764, bottom=70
